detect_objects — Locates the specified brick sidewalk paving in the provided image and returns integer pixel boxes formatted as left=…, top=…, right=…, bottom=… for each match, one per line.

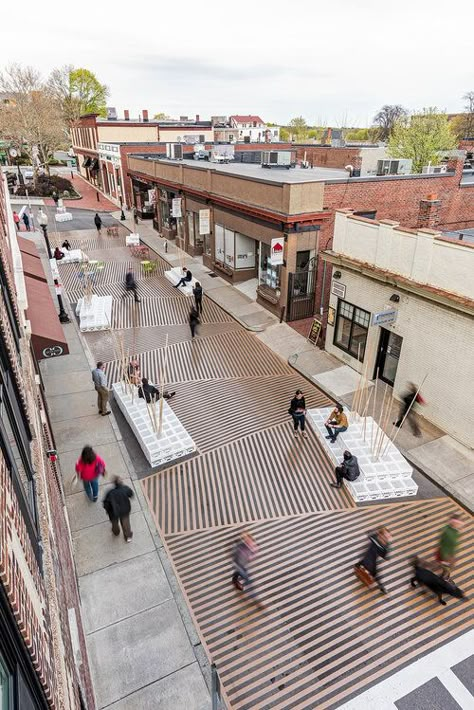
left=44, top=174, right=117, bottom=212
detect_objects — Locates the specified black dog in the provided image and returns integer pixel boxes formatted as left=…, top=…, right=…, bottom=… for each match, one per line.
left=410, top=557, right=466, bottom=606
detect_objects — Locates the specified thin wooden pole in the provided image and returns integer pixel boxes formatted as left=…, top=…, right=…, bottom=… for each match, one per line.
left=377, top=392, right=394, bottom=460
left=383, top=375, right=429, bottom=456
left=361, top=387, right=374, bottom=441
left=158, top=334, right=169, bottom=437
left=374, top=384, right=390, bottom=459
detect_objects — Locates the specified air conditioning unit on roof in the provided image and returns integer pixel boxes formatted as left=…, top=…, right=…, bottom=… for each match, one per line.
left=166, top=143, right=183, bottom=160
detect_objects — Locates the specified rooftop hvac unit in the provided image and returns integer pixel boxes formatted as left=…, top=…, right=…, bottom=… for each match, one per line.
left=106, top=106, right=117, bottom=120
left=376, top=158, right=412, bottom=176
left=422, top=164, right=448, bottom=174
left=166, top=143, right=183, bottom=160
left=261, top=151, right=292, bottom=169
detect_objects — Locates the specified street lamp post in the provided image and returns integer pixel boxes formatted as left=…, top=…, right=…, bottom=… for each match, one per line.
left=37, top=210, right=71, bottom=324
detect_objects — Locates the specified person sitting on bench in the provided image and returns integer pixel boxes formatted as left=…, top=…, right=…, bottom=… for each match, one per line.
left=138, top=377, right=175, bottom=403
left=61, top=239, right=72, bottom=250
left=54, top=246, right=65, bottom=260
left=174, top=267, right=192, bottom=288
left=325, top=403, right=348, bottom=444
left=330, top=450, right=360, bottom=489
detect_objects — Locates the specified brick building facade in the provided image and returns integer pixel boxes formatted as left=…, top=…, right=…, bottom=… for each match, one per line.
left=0, top=173, right=94, bottom=708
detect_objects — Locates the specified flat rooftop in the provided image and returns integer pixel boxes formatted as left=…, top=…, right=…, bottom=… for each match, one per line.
left=134, top=156, right=348, bottom=183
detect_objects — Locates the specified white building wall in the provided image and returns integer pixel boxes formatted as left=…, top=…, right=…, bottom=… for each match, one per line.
left=325, top=269, right=474, bottom=448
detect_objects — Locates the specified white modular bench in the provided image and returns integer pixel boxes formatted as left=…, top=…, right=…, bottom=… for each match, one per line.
left=164, top=267, right=197, bottom=296
left=55, top=212, right=73, bottom=222
left=59, top=249, right=88, bottom=264
left=112, top=383, right=196, bottom=467
left=307, top=407, right=418, bottom=502
left=126, top=233, right=140, bottom=246
left=75, top=295, right=112, bottom=332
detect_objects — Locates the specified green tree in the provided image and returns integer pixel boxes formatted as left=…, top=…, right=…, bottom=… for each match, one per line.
left=48, top=65, right=109, bottom=125
left=280, top=126, right=290, bottom=141
left=388, top=108, right=457, bottom=173
left=153, top=112, right=172, bottom=120
left=345, top=127, right=370, bottom=141
left=288, top=116, right=308, bottom=141
left=373, top=104, right=408, bottom=141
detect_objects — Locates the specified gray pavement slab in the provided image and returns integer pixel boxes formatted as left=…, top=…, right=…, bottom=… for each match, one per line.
left=86, top=601, right=196, bottom=708
left=79, top=552, right=172, bottom=634
left=105, top=662, right=210, bottom=710
left=40, top=352, right=92, bottom=375
left=61, top=443, right=131, bottom=496
left=395, top=677, right=463, bottom=710
left=47, top=390, right=97, bottom=422
left=53, top=414, right=117, bottom=454
left=73, top=512, right=154, bottom=576
left=66, top=478, right=135, bottom=532
left=451, top=654, right=474, bottom=697
left=42, top=370, right=94, bottom=396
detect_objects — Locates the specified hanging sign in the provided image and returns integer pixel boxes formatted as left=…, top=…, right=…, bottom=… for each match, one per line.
left=307, top=318, right=322, bottom=345
left=171, top=197, right=182, bottom=218
left=199, top=208, right=210, bottom=235
left=331, top=281, right=346, bottom=298
left=270, top=237, right=284, bottom=265
left=372, top=309, right=398, bottom=326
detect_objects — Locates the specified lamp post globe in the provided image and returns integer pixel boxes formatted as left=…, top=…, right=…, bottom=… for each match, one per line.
left=38, top=209, right=52, bottom=259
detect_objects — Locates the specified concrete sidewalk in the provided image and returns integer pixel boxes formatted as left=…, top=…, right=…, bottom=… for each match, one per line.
left=117, top=210, right=474, bottom=514
left=35, top=227, right=210, bottom=708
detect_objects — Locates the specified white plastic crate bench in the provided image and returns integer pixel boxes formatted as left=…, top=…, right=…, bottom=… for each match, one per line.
left=112, top=383, right=196, bottom=467
left=164, top=267, right=197, bottom=296
left=58, top=249, right=88, bottom=264
left=75, top=295, right=112, bottom=331
left=55, top=212, right=73, bottom=222
left=307, top=406, right=418, bottom=502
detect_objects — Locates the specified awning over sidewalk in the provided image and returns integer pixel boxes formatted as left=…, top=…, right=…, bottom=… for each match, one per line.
left=18, top=238, right=69, bottom=361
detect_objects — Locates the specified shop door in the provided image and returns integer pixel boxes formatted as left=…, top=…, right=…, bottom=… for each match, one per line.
left=376, top=329, right=403, bottom=385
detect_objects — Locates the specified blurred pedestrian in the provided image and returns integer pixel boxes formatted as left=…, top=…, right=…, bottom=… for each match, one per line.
left=435, top=514, right=464, bottom=578
left=289, top=389, right=308, bottom=439
left=75, top=446, right=106, bottom=502
left=125, top=271, right=140, bottom=302
left=91, top=361, right=111, bottom=416
left=103, top=477, right=134, bottom=542
left=13, top=211, right=21, bottom=230
left=193, top=281, right=203, bottom=315
left=94, top=212, right=102, bottom=235
left=354, top=527, right=392, bottom=594
left=231, top=532, right=263, bottom=606
left=52, top=190, right=59, bottom=207
left=22, top=211, right=30, bottom=231
left=325, top=403, right=348, bottom=444
left=189, top=307, right=200, bottom=338
left=61, top=239, right=72, bottom=250
left=394, top=382, right=425, bottom=437
left=330, top=450, right=360, bottom=489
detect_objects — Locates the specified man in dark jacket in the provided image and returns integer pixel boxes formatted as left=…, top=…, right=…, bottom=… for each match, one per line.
left=103, top=477, right=134, bottom=541
left=330, top=450, right=360, bottom=489
left=175, top=267, right=192, bottom=288
left=94, top=212, right=102, bottom=234
left=125, top=271, right=140, bottom=302
left=138, top=377, right=175, bottom=403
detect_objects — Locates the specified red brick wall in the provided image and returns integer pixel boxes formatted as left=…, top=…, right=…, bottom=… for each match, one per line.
left=295, top=145, right=361, bottom=168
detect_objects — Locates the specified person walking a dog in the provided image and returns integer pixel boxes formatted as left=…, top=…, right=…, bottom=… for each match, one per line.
left=354, top=527, right=392, bottom=594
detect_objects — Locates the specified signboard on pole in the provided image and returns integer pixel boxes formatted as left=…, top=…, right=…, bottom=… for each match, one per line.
left=372, top=309, right=398, bottom=326
left=270, top=238, right=284, bottom=265
left=199, top=209, right=210, bottom=235
left=171, top=197, right=182, bottom=218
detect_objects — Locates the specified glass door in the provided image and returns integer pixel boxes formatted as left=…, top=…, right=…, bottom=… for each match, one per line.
left=376, top=329, right=403, bottom=386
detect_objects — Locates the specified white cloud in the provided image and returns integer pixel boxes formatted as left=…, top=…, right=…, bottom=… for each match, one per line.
left=2, top=0, right=472, bottom=125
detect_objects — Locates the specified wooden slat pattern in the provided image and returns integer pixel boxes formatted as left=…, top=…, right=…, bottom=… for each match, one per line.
left=50, top=235, right=129, bottom=250
left=164, top=500, right=473, bottom=710
left=143, top=422, right=353, bottom=534
left=110, top=296, right=233, bottom=329
left=165, top=374, right=332, bottom=452
left=65, top=278, right=178, bottom=302
left=103, top=330, right=292, bottom=386
left=58, top=259, right=167, bottom=290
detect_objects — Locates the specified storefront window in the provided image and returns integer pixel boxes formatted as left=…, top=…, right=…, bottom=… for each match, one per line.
left=203, top=234, right=212, bottom=256
left=215, top=224, right=256, bottom=269
left=259, top=242, right=280, bottom=289
left=235, top=233, right=256, bottom=269
left=215, top=224, right=225, bottom=262
left=334, top=299, right=370, bottom=361
left=0, top=655, right=11, bottom=710
left=187, top=211, right=195, bottom=247
left=224, top=228, right=234, bottom=267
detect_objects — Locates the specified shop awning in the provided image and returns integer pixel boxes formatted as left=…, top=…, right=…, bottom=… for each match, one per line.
left=83, top=157, right=92, bottom=168
left=19, top=239, right=69, bottom=361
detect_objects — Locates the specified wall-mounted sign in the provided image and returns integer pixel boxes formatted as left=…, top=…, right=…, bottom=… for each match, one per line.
left=270, top=238, right=284, bottom=265
left=199, top=208, right=210, bottom=235
left=331, top=281, right=346, bottom=299
left=372, top=309, right=398, bottom=326
left=327, top=306, right=335, bottom=326
left=171, top=197, right=182, bottom=218
left=307, top=318, right=322, bottom=345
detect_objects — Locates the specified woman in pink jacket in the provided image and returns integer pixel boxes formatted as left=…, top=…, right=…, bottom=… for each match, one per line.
left=75, top=446, right=106, bottom=501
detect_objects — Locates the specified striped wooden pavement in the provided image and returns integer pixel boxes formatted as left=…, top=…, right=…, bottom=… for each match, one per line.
left=58, top=258, right=167, bottom=290
left=163, top=499, right=473, bottom=709
left=50, top=235, right=130, bottom=250
left=110, top=296, right=233, bottom=329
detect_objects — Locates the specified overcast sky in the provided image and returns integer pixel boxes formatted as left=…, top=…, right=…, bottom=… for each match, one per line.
left=2, top=0, right=473, bottom=125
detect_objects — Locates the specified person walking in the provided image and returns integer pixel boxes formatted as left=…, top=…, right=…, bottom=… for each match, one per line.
left=174, top=267, right=192, bottom=288
left=91, top=362, right=111, bottom=416
left=436, top=514, right=464, bottom=578
left=189, top=307, right=200, bottom=338
left=125, top=271, right=140, bottom=302
left=22, top=211, right=30, bottom=231
left=231, top=532, right=263, bottom=607
left=354, top=527, right=392, bottom=594
left=103, top=477, right=134, bottom=542
left=330, top=450, right=360, bottom=489
left=75, top=446, right=106, bottom=502
left=61, top=239, right=72, bottom=250
left=394, top=382, right=425, bottom=437
left=133, top=206, right=139, bottom=225
left=193, top=281, right=203, bottom=316
left=325, top=403, right=349, bottom=444
left=289, top=389, right=308, bottom=439
left=52, top=190, right=59, bottom=207
left=94, top=212, right=102, bottom=235
left=13, top=211, right=21, bottom=231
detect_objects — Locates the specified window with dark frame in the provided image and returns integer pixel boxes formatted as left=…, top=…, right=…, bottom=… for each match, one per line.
left=334, top=299, right=370, bottom=361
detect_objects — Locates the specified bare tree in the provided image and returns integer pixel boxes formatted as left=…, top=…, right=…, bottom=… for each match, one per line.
left=463, top=91, right=474, bottom=137
left=373, top=105, right=408, bottom=141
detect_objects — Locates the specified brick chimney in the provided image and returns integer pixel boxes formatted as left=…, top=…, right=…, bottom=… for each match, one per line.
left=417, top=194, right=442, bottom=229
left=124, top=109, right=130, bottom=121
left=446, top=156, right=465, bottom=180
left=195, top=114, right=200, bottom=122
left=142, top=109, right=149, bottom=122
